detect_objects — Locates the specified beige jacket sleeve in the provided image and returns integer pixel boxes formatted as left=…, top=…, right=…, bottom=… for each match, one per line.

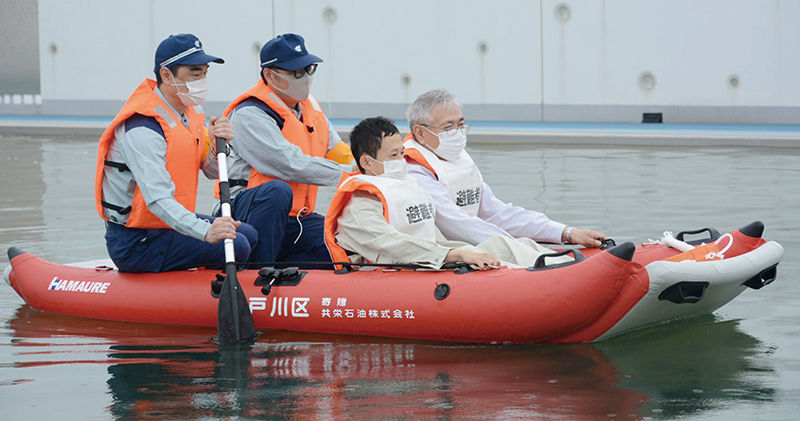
left=334, top=191, right=451, bottom=269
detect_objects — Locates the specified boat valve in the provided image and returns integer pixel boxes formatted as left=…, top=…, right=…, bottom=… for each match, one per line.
left=434, top=283, right=450, bottom=300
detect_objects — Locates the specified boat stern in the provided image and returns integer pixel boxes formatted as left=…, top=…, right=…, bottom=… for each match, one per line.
left=4, top=247, right=28, bottom=296
left=596, top=240, right=784, bottom=341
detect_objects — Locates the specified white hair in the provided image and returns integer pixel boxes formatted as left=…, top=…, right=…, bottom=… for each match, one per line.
left=405, top=89, right=462, bottom=139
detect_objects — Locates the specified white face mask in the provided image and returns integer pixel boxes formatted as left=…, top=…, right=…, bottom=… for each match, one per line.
left=368, top=156, right=408, bottom=180
left=424, top=127, right=467, bottom=161
left=272, top=71, right=313, bottom=102
left=169, top=73, right=208, bottom=106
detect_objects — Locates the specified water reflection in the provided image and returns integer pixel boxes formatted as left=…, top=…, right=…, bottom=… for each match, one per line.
left=0, top=135, right=108, bottom=265
left=0, top=137, right=45, bottom=258
left=595, top=315, right=777, bottom=418
left=1, top=136, right=796, bottom=419
left=5, top=305, right=778, bottom=420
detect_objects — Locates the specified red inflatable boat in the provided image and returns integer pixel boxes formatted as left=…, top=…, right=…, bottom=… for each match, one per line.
left=3, top=222, right=783, bottom=344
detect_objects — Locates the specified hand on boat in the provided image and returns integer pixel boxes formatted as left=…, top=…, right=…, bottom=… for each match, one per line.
left=570, top=229, right=607, bottom=248
left=204, top=216, right=242, bottom=244
left=445, top=249, right=501, bottom=271
left=208, top=116, right=233, bottom=143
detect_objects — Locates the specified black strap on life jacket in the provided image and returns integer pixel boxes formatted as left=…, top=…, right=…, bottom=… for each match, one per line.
left=104, top=160, right=130, bottom=172
left=229, top=179, right=249, bottom=187
left=102, top=160, right=132, bottom=214
left=101, top=200, right=132, bottom=215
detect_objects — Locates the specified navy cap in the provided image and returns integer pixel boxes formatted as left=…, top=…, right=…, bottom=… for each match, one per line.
left=154, top=34, right=224, bottom=73
left=260, top=33, right=322, bottom=71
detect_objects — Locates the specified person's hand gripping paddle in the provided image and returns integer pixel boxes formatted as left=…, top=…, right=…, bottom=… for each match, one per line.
left=215, top=137, right=256, bottom=345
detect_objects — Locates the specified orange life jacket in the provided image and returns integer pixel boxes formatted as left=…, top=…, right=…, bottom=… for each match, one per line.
left=95, top=79, right=205, bottom=229
left=324, top=171, right=439, bottom=267
left=403, top=133, right=435, bottom=175
left=325, top=172, right=385, bottom=264
left=223, top=80, right=330, bottom=217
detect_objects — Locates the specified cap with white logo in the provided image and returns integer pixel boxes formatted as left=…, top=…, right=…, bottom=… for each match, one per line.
left=154, top=33, right=224, bottom=73
left=260, top=33, right=322, bottom=70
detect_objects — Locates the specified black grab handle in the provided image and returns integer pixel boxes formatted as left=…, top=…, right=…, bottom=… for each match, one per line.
left=675, top=227, right=721, bottom=244
left=658, top=281, right=710, bottom=304
left=599, top=238, right=616, bottom=250
left=528, top=249, right=584, bottom=271
left=441, top=262, right=476, bottom=274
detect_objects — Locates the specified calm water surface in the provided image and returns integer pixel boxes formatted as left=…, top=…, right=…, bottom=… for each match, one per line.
left=1, top=134, right=799, bottom=420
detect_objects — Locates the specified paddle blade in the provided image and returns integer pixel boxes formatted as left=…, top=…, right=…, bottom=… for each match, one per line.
left=217, top=272, right=256, bottom=345
left=215, top=136, right=256, bottom=345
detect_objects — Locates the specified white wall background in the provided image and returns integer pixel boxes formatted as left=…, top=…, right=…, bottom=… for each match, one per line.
left=542, top=0, right=800, bottom=107
left=37, top=0, right=270, bottom=103
left=28, top=0, right=800, bottom=122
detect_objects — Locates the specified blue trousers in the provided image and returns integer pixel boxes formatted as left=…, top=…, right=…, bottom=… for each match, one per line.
left=105, top=214, right=258, bottom=273
left=228, top=181, right=332, bottom=268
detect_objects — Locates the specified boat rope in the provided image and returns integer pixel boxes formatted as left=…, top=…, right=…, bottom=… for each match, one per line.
left=706, top=233, right=734, bottom=260
left=644, top=230, right=734, bottom=261
left=178, top=260, right=476, bottom=273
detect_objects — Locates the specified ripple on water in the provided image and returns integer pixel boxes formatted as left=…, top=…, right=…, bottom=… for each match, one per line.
left=1, top=138, right=799, bottom=420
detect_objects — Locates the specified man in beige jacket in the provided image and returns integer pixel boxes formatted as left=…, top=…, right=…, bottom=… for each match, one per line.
left=325, top=117, right=571, bottom=270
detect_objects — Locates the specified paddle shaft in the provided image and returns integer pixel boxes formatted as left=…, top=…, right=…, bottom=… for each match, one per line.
left=216, top=136, right=255, bottom=345
left=216, top=138, right=236, bottom=264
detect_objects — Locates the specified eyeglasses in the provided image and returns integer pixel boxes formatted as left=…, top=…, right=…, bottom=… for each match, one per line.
left=421, top=122, right=471, bottom=136
left=273, top=63, right=318, bottom=79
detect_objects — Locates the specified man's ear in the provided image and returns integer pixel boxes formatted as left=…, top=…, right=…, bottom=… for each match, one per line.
left=358, top=155, right=371, bottom=174
left=413, top=125, right=427, bottom=145
left=264, top=68, right=288, bottom=90
left=159, top=67, right=173, bottom=84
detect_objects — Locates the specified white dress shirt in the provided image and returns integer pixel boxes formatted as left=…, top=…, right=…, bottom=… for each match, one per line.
left=407, top=162, right=567, bottom=245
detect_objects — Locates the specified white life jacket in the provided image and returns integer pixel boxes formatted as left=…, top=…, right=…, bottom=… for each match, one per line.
left=340, top=174, right=437, bottom=242
left=404, top=139, right=484, bottom=217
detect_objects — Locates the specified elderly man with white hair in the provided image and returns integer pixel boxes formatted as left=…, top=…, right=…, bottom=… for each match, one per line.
left=403, top=89, right=606, bottom=249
